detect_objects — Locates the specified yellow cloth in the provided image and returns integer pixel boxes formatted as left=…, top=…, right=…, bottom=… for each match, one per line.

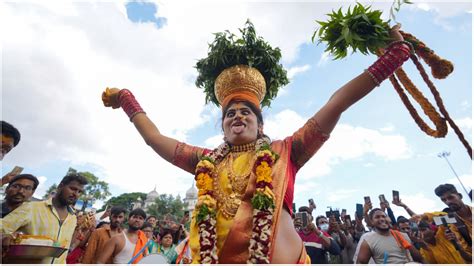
left=1, top=198, right=77, bottom=264
left=190, top=151, right=254, bottom=263
left=420, top=226, right=467, bottom=264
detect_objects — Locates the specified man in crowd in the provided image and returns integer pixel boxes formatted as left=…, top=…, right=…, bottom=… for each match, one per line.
left=96, top=208, right=148, bottom=264
left=416, top=220, right=471, bottom=263
left=82, top=206, right=127, bottom=263
left=323, top=215, right=347, bottom=263
left=1, top=121, right=22, bottom=187
left=355, top=208, right=425, bottom=264
left=296, top=207, right=340, bottom=264
left=434, top=184, right=472, bottom=252
left=1, top=173, right=88, bottom=264
left=145, top=215, right=158, bottom=229
left=0, top=121, right=20, bottom=161
left=1, top=174, right=39, bottom=218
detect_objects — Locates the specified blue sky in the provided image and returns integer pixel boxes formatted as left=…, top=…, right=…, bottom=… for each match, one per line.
left=1, top=0, right=472, bottom=220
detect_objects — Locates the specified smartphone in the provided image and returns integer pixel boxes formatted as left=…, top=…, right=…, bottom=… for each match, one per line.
left=308, top=198, right=316, bottom=209
left=379, top=194, right=387, bottom=203
left=292, top=203, right=296, bottom=214
left=433, top=215, right=457, bottom=226
left=341, top=209, right=347, bottom=217
left=295, top=212, right=309, bottom=228
left=333, top=210, right=341, bottom=221
left=10, top=166, right=24, bottom=176
left=356, top=203, right=363, bottom=219
left=392, top=190, right=400, bottom=203
left=364, top=196, right=371, bottom=204
left=344, top=214, right=352, bottom=225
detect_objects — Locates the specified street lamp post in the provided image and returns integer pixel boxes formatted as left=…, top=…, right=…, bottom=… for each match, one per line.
left=438, top=151, right=470, bottom=198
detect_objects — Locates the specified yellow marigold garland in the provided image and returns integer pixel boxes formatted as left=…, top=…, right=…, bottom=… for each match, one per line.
left=194, top=137, right=279, bottom=264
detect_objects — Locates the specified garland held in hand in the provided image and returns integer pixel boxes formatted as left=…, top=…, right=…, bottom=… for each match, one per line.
left=193, top=136, right=278, bottom=264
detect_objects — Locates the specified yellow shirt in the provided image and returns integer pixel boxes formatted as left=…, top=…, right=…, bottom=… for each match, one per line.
left=1, top=198, right=77, bottom=264
left=420, top=226, right=467, bottom=264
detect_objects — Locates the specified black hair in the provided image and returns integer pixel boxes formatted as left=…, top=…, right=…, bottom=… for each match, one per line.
left=222, top=100, right=264, bottom=127
left=298, top=206, right=311, bottom=213
left=159, top=228, right=174, bottom=240
left=129, top=208, right=147, bottom=219
left=396, top=216, right=409, bottom=225
left=142, top=222, right=153, bottom=229
left=146, top=215, right=157, bottom=221
left=1, top=121, right=21, bottom=146
left=418, top=220, right=430, bottom=229
left=96, top=221, right=109, bottom=229
left=368, top=208, right=384, bottom=221
left=110, top=206, right=127, bottom=216
left=7, top=174, right=39, bottom=190
left=59, top=173, right=88, bottom=186
left=315, top=215, right=327, bottom=226
left=434, top=184, right=459, bottom=197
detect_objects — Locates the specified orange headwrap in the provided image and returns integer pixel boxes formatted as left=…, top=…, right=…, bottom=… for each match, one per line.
left=221, top=91, right=261, bottom=111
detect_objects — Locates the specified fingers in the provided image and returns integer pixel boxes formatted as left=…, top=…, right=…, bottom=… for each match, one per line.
left=392, top=23, right=401, bottom=31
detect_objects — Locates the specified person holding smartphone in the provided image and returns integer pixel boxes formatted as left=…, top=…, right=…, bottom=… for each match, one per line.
left=296, top=207, right=339, bottom=264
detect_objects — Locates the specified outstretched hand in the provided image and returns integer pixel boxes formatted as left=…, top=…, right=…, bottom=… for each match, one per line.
left=102, top=87, right=121, bottom=109
left=389, top=23, right=404, bottom=42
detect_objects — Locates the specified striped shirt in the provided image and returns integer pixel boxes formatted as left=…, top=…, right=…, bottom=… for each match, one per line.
left=1, top=197, right=77, bottom=264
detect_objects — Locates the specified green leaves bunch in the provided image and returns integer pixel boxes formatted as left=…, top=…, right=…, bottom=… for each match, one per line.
left=313, top=3, right=392, bottom=59
left=195, top=20, right=289, bottom=108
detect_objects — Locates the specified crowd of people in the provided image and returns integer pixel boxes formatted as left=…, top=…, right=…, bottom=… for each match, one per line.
left=1, top=119, right=472, bottom=265
left=293, top=184, right=472, bottom=264
left=1, top=20, right=472, bottom=264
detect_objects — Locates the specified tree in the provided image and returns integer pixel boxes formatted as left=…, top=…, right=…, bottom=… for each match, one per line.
left=43, top=184, right=58, bottom=199
left=105, top=192, right=147, bottom=211
left=146, top=194, right=186, bottom=221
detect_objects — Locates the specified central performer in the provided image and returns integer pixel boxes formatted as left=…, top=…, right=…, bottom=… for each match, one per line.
left=102, top=21, right=410, bottom=263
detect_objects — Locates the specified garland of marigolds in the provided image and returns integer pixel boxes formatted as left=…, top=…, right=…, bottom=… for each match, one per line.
left=384, top=36, right=472, bottom=158
left=194, top=136, right=279, bottom=264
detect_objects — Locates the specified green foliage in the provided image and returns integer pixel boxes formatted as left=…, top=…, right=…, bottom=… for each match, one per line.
left=196, top=204, right=215, bottom=223
left=251, top=192, right=275, bottom=210
left=105, top=192, right=147, bottom=210
left=195, top=20, right=289, bottom=108
left=43, top=184, right=58, bottom=199
left=313, top=3, right=392, bottom=60
left=146, top=194, right=186, bottom=220
left=390, top=0, right=413, bottom=22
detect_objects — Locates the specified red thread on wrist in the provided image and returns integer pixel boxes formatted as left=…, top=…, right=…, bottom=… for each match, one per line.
left=118, top=89, right=145, bottom=121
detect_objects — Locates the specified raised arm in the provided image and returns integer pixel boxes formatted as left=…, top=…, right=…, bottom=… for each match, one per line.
left=291, top=25, right=411, bottom=168
left=102, top=88, right=179, bottom=163
left=313, top=24, right=408, bottom=134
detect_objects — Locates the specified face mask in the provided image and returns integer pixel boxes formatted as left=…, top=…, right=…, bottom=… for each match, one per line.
left=320, top=223, right=329, bottom=232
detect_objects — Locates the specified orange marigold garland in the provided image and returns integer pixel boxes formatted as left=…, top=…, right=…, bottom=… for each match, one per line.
left=401, top=31, right=454, bottom=79
left=390, top=65, right=448, bottom=138
left=248, top=141, right=279, bottom=264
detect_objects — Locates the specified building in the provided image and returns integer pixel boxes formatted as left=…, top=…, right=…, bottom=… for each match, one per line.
left=183, top=182, right=198, bottom=212
left=144, top=186, right=159, bottom=208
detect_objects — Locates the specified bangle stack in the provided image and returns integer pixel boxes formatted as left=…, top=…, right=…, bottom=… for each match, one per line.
left=118, top=89, right=146, bottom=121
left=366, top=41, right=413, bottom=86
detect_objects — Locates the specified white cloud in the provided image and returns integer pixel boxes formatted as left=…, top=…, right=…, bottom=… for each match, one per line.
left=204, top=134, right=224, bottom=148
left=33, top=176, right=48, bottom=199
left=263, top=109, right=412, bottom=181
left=380, top=124, right=395, bottom=132
left=287, top=65, right=311, bottom=80
left=327, top=188, right=359, bottom=203
left=317, top=51, right=331, bottom=67
left=364, top=163, right=375, bottom=167
left=454, top=117, right=472, bottom=131
left=448, top=174, right=473, bottom=192
left=399, top=192, right=445, bottom=214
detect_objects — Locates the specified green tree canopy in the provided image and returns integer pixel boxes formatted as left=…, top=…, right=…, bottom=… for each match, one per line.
left=147, top=194, right=186, bottom=221
left=105, top=192, right=147, bottom=211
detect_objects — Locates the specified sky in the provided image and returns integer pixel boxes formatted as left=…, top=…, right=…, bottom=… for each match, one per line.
left=1, top=0, right=472, bottom=221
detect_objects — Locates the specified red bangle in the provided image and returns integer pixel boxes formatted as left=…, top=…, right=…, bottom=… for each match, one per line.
left=118, top=89, right=145, bottom=121
left=367, top=42, right=412, bottom=86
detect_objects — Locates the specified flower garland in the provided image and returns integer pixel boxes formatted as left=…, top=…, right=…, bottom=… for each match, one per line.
left=194, top=137, right=278, bottom=264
